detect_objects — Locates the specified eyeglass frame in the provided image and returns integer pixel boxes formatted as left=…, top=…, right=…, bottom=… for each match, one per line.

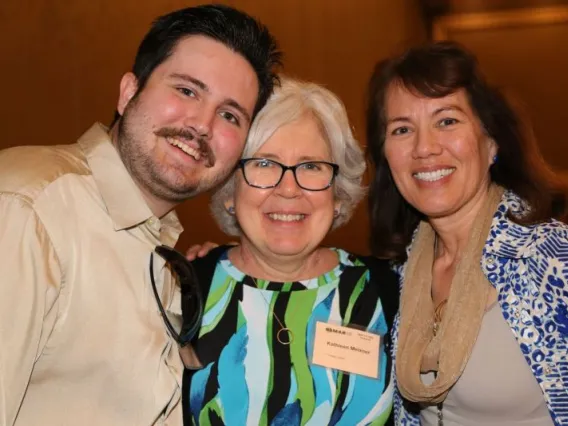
left=237, top=158, right=340, bottom=191
left=149, top=245, right=204, bottom=348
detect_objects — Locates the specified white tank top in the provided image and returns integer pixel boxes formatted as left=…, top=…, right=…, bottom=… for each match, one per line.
left=420, top=303, right=554, bottom=425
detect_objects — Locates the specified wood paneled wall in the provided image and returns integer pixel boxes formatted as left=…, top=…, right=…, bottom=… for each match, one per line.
left=433, top=6, right=568, bottom=173
left=0, top=0, right=427, bottom=254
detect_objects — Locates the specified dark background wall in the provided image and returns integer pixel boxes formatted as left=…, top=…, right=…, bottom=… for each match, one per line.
left=1, top=0, right=566, bottom=254
left=428, top=0, right=568, bottom=172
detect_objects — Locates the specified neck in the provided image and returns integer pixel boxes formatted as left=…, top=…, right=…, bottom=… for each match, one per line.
left=231, top=242, right=335, bottom=282
left=430, top=184, right=492, bottom=264
left=109, top=125, right=176, bottom=219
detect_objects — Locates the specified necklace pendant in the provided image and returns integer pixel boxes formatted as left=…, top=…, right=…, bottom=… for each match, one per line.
left=276, top=328, right=293, bottom=345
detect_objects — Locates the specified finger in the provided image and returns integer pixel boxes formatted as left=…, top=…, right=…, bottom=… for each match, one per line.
left=185, top=244, right=204, bottom=261
left=197, top=241, right=219, bottom=257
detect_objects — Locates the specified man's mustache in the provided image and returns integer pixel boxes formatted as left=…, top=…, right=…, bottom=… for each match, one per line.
left=155, top=127, right=215, bottom=167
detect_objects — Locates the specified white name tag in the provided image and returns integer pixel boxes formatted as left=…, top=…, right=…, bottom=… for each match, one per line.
left=311, top=321, right=381, bottom=379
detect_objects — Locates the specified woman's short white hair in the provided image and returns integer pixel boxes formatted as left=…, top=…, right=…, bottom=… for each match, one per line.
left=210, top=77, right=366, bottom=236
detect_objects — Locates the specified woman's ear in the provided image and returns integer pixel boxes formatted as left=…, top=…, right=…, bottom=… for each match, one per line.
left=487, top=138, right=498, bottom=166
left=333, top=201, right=342, bottom=218
left=224, top=199, right=236, bottom=216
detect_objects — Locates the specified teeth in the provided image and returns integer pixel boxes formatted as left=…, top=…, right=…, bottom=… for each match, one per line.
left=268, top=213, right=305, bottom=222
left=414, top=168, right=455, bottom=182
left=166, top=137, right=202, bottom=160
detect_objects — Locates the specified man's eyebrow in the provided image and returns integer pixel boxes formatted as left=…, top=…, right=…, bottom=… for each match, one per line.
left=168, top=73, right=252, bottom=124
left=169, top=73, right=208, bottom=91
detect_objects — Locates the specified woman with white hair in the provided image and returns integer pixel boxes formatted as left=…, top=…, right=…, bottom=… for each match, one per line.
left=182, top=78, right=398, bottom=425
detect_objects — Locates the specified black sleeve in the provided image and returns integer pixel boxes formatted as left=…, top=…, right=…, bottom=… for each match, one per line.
left=190, top=244, right=232, bottom=301
left=359, top=255, right=399, bottom=426
left=358, top=255, right=400, bottom=333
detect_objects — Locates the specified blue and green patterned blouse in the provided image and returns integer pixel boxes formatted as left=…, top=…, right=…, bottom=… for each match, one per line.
left=184, top=248, right=393, bottom=425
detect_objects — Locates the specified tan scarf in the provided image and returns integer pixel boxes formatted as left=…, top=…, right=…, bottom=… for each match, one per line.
left=396, top=185, right=504, bottom=404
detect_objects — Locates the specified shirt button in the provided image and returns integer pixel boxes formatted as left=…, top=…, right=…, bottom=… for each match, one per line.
left=486, top=257, right=495, bottom=264
left=544, top=365, right=552, bottom=375
left=514, top=309, right=521, bottom=319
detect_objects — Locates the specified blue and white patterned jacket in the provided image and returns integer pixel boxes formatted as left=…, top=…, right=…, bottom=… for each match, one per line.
left=393, top=191, right=568, bottom=426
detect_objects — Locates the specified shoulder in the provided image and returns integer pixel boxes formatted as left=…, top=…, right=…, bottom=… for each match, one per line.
left=335, top=248, right=396, bottom=278
left=191, top=245, right=233, bottom=279
left=337, top=248, right=394, bottom=272
left=0, top=144, right=90, bottom=203
left=337, top=249, right=398, bottom=294
left=358, top=254, right=398, bottom=283
left=488, top=191, right=568, bottom=259
left=529, top=221, right=568, bottom=285
left=339, top=249, right=400, bottom=325
left=534, top=220, right=568, bottom=251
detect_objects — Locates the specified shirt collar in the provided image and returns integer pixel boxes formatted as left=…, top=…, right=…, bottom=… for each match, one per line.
left=77, top=123, right=182, bottom=233
left=483, top=190, right=538, bottom=259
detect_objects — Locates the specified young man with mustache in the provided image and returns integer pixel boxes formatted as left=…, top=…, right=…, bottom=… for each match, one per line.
left=0, top=5, right=280, bottom=425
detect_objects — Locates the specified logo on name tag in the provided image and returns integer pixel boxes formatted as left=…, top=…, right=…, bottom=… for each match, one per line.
left=325, top=326, right=349, bottom=335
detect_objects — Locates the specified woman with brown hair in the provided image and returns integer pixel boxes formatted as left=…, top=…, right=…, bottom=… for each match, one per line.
left=367, top=41, right=568, bottom=425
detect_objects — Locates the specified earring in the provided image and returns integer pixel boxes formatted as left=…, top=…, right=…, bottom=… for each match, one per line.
left=492, top=154, right=498, bottom=164
left=227, top=206, right=235, bottom=215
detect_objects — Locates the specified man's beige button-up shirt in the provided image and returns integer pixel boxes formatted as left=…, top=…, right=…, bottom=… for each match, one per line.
left=0, top=124, right=184, bottom=425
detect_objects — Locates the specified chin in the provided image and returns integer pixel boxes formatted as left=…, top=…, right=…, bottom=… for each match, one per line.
left=420, top=204, right=461, bottom=220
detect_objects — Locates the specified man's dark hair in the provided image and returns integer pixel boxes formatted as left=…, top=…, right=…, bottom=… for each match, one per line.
left=366, top=41, right=568, bottom=261
left=114, top=4, right=281, bottom=123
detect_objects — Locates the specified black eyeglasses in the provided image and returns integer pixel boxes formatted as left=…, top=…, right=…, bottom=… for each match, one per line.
left=149, top=245, right=203, bottom=351
left=237, top=158, right=339, bottom=191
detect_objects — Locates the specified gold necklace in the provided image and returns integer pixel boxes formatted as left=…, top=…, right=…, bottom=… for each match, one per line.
left=252, top=277, right=294, bottom=345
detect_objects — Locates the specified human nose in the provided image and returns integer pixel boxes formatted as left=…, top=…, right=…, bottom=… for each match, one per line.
left=412, top=127, right=442, bottom=159
left=186, top=103, right=215, bottom=140
left=275, top=168, right=302, bottom=197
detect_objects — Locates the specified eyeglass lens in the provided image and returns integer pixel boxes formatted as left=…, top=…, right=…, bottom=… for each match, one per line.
left=243, top=159, right=335, bottom=190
